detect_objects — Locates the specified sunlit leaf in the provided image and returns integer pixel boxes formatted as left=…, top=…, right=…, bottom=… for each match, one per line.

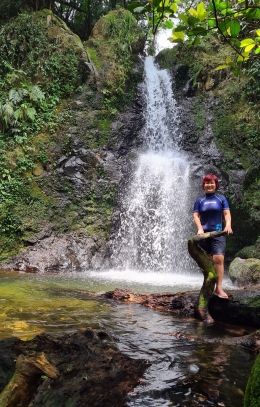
left=170, top=2, right=177, bottom=13
left=255, top=47, right=260, bottom=54
left=196, top=2, right=208, bottom=20
left=240, top=38, right=255, bottom=47
left=226, top=56, right=232, bottom=64
left=169, top=30, right=185, bottom=42
left=244, top=44, right=255, bottom=53
left=256, top=29, right=260, bottom=37
left=215, top=64, right=230, bottom=70
left=237, top=55, right=244, bottom=62
left=188, top=8, right=197, bottom=17
left=241, top=51, right=250, bottom=60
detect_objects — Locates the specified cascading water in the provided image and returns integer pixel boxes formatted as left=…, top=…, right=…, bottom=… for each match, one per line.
left=111, top=56, right=195, bottom=273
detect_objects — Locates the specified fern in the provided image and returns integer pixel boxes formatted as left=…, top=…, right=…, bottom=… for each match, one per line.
left=8, top=89, right=22, bottom=104
left=25, top=107, right=36, bottom=121
left=3, top=102, right=14, bottom=122
left=29, top=85, right=45, bottom=102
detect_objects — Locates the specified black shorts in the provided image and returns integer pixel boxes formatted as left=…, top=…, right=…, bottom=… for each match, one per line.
left=198, top=235, right=226, bottom=256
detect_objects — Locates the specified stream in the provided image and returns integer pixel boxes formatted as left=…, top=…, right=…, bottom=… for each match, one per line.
left=0, top=269, right=255, bottom=407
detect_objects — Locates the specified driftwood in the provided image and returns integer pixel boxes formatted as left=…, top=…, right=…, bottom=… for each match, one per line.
left=188, top=230, right=227, bottom=323
left=0, top=352, right=59, bottom=407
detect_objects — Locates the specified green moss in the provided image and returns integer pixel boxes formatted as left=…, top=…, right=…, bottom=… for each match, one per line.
left=85, top=47, right=101, bottom=69
left=244, top=351, right=260, bottom=407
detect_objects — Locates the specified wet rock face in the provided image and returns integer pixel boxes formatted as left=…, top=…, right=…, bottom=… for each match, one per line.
left=3, top=234, right=106, bottom=273
left=0, top=329, right=148, bottom=407
left=0, top=68, right=145, bottom=272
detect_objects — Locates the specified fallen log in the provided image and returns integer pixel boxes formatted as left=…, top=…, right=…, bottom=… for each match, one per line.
left=0, top=352, right=59, bottom=407
left=188, top=230, right=227, bottom=323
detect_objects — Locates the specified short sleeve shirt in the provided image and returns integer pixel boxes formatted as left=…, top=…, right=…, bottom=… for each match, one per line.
left=193, top=193, right=230, bottom=232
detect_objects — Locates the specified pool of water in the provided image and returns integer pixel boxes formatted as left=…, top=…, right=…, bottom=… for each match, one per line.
left=0, top=269, right=255, bottom=406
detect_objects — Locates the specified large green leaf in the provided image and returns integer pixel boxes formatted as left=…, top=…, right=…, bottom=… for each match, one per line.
left=175, top=24, right=188, bottom=32
left=187, top=16, right=200, bottom=26
left=218, top=20, right=231, bottom=34
left=179, top=13, right=188, bottom=23
left=218, top=1, right=231, bottom=10
left=208, top=19, right=216, bottom=27
left=190, top=26, right=208, bottom=36
left=165, top=19, right=174, bottom=29
left=230, top=20, right=240, bottom=37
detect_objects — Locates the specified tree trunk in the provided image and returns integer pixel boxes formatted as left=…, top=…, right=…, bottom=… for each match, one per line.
left=188, top=230, right=226, bottom=323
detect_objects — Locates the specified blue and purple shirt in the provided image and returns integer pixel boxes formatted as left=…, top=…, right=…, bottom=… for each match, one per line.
left=193, top=193, right=230, bottom=232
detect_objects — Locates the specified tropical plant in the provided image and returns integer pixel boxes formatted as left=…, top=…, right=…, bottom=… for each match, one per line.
left=0, top=84, right=45, bottom=135
left=128, top=0, right=260, bottom=74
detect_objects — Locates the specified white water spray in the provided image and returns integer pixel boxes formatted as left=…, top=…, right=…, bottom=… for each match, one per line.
left=111, top=56, right=195, bottom=272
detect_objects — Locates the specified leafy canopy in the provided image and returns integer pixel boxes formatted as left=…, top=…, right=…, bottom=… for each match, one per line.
left=128, top=0, right=260, bottom=74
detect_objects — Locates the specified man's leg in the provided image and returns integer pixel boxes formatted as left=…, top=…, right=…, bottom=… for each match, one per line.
left=212, top=254, right=228, bottom=298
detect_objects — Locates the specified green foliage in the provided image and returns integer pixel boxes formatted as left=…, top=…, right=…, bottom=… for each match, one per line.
left=243, top=60, right=260, bottom=103
left=0, top=84, right=45, bottom=136
left=129, top=0, right=260, bottom=73
left=90, top=9, right=144, bottom=111
left=0, top=13, right=81, bottom=140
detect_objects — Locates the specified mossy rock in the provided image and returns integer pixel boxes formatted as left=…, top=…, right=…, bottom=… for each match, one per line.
left=244, top=352, right=260, bottom=407
left=229, top=257, right=260, bottom=287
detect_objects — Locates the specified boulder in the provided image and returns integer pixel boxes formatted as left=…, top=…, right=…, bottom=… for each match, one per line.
left=229, top=257, right=260, bottom=287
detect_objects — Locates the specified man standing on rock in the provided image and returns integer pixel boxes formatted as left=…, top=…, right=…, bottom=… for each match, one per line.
left=193, top=174, right=233, bottom=299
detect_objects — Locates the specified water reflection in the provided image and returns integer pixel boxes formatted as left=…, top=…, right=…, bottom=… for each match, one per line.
left=0, top=270, right=255, bottom=407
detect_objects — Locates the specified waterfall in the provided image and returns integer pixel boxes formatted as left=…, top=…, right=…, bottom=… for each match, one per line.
left=111, top=56, right=195, bottom=273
